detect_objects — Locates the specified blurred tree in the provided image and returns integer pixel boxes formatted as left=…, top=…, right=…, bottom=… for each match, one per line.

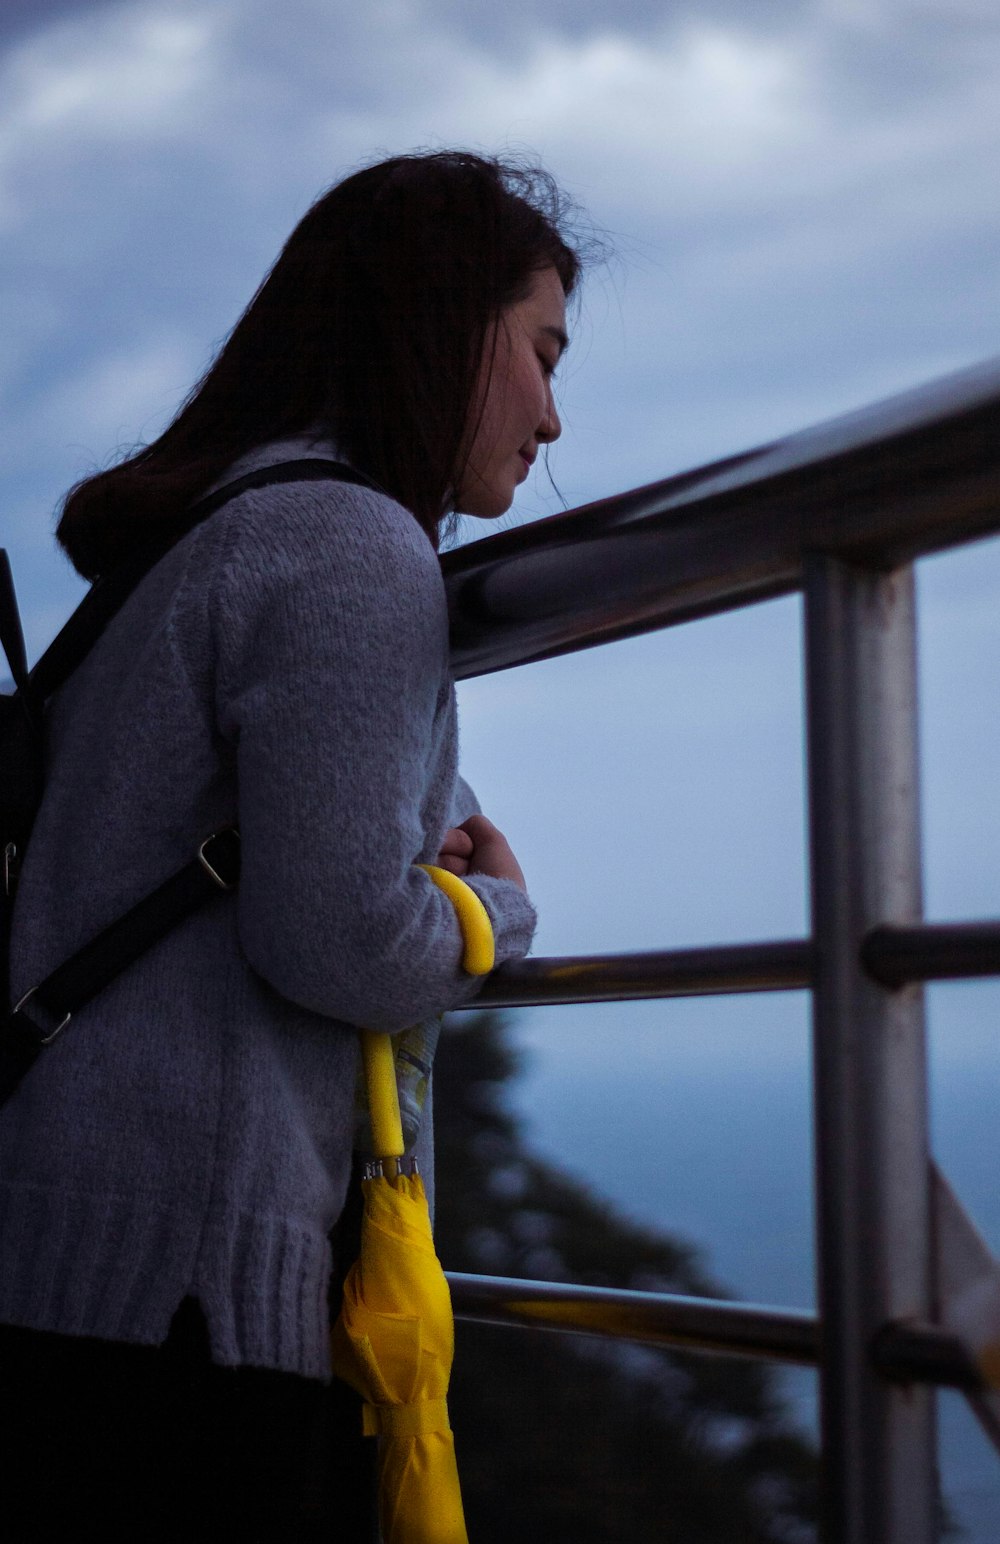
left=434, top=1011, right=818, bottom=1544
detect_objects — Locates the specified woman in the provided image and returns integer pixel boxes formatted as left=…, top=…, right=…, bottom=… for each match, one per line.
left=0, top=150, right=581, bottom=1538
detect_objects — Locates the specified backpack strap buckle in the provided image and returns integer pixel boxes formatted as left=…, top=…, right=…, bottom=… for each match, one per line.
left=197, top=828, right=241, bottom=890
left=10, top=987, right=71, bottom=1046
left=3, top=842, right=17, bottom=898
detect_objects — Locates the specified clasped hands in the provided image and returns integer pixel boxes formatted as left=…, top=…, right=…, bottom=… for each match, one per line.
left=433, top=814, right=526, bottom=892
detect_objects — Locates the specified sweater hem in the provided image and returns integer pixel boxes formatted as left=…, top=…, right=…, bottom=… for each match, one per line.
left=0, top=1183, right=333, bottom=1380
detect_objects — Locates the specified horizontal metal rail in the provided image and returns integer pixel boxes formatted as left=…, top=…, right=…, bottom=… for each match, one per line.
left=872, top=1321, right=982, bottom=1393
left=443, top=357, right=1000, bottom=677
left=445, top=1273, right=981, bottom=1391
left=447, top=1271, right=819, bottom=1365
left=863, top=920, right=1000, bottom=987
left=471, top=939, right=813, bottom=1006
left=467, top=921, right=1000, bottom=1009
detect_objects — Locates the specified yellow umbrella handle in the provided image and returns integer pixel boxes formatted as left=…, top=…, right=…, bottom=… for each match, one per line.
left=360, top=1030, right=407, bottom=1161
left=416, top=864, right=495, bottom=976
left=362, top=866, right=495, bottom=1163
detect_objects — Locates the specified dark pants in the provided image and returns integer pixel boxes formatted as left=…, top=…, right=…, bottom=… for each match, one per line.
left=0, top=1297, right=378, bottom=1542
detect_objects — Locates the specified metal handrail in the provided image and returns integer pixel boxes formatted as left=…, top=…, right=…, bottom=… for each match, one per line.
left=447, top=1272, right=819, bottom=1365
left=471, top=920, right=1000, bottom=1007
left=862, top=920, right=1000, bottom=987
left=441, top=356, right=1000, bottom=1542
left=445, top=1273, right=981, bottom=1391
left=443, top=357, right=1000, bottom=677
left=474, top=938, right=813, bottom=1006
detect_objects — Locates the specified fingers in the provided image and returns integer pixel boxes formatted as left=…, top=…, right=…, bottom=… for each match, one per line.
left=434, top=853, right=470, bottom=877
left=457, top=814, right=495, bottom=839
left=456, top=814, right=526, bottom=891
left=434, top=826, right=474, bottom=877
left=438, top=827, right=475, bottom=858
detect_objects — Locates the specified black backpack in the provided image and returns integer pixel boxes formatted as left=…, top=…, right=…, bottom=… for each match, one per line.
left=0, top=459, right=374, bottom=1104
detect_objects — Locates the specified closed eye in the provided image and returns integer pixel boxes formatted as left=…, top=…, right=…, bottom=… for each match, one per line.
left=539, top=323, right=569, bottom=374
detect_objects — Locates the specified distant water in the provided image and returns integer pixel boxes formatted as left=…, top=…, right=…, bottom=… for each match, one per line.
left=504, top=984, right=1000, bottom=1541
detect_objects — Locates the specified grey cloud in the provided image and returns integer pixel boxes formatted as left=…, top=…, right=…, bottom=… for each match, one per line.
left=810, top=11, right=1000, bottom=120
left=0, top=0, right=121, bottom=52
left=418, top=0, right=813, bottom=54
left=4, top=0, right=1000, bottom=640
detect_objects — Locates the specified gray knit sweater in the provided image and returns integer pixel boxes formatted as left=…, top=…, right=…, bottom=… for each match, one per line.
left=0, top=438, right=536, bottom=1379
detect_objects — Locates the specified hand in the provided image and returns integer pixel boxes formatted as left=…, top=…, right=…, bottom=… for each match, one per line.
left=455, top=814, right=527, bottom=892
left=435, top=826, right=475, bottom=878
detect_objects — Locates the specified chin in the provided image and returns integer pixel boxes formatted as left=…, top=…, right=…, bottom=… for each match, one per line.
left=457, top=487, right=515, bottom=520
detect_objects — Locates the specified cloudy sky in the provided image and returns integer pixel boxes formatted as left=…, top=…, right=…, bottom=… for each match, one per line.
left=4, top=0, right=1000, bottom=622
left=4, top=0, right=1000, bottom=1144
left=3, top=0, right=1000, bottom=1518
left=12, top=3, right=994, bottom=934
left=6, top=0, right=1000, bottom=1282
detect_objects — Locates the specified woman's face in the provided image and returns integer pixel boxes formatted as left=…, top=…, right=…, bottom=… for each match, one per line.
left=455, top=265, right=568, bottom=519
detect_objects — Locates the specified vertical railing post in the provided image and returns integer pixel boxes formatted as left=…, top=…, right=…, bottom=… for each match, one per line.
left=803, top=557, right=937, bottom=1543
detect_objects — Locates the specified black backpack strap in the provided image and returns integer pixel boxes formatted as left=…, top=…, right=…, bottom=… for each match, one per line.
left=1, top=828, right=240, bottom=1103
left=0, top=552, right=30, bottom=695
left=2, top=458, right=376, bottom=1105
left=31, top=459, right=376, bottom=704
left=0, top=553, right=44, bottom=754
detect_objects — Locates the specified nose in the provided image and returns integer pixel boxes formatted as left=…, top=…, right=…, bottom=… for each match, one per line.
left=537, top=386, right=561, bottom=445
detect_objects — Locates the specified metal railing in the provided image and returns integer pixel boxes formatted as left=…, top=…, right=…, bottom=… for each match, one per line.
left=439, top=356, right=1000, bottom=1544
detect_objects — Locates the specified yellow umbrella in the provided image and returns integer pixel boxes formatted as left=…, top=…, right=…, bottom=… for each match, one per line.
left=330, top=863, right=494, bottom=1544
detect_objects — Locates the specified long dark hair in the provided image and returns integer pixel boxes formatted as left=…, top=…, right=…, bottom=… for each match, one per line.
left=57, top=151, right=583, bottom=578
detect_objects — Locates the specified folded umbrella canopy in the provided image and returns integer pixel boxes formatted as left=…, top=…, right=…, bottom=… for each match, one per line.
left=330, top=864, right=494, bottom=1544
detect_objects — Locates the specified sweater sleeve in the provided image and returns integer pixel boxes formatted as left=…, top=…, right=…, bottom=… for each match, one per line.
left=443, top=774, right=540, bottom=958
left=451, top=774, right=481, bottom=824
left=211, top=482, right=535, bottom=1031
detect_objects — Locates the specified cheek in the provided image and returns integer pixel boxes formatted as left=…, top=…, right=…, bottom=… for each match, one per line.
left=476, top=387, right=522, bottom=467
left=467, top=342, right=543, bottom=474
left=469, top=350, right=510, bottom=450
left=509, top=359, right=546, bottom=435
left=471, top=396, right=508, bottom=472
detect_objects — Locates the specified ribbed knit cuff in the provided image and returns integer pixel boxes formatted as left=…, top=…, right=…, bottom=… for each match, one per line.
left=462, top=876, right=537, bottom=964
